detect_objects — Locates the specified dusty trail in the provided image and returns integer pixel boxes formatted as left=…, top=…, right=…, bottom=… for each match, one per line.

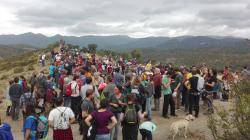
left=0, top=98, right=225, bottom=140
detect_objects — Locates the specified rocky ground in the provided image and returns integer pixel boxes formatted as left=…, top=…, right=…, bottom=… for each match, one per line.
left=0, top=98, right=228, bottom=140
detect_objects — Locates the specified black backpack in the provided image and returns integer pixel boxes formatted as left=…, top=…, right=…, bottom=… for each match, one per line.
left=124, top=104, right=138, bottom=125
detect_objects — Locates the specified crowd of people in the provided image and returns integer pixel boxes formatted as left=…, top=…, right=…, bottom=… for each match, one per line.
left=1, top=40, right=250, bottom=140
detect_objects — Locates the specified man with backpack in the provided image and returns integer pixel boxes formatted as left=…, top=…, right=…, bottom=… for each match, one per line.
left=81, top=89, right=95, bottom=140
left=23, top=104, right=38, bottom=140
left=138, top=74, right=154, bottom=120
left=121, top=94, right=146, bottom=140
left=9, top=77, right=23, bottom=121
left=23, top=103, right=49, bottom=140
left=36, top=71, right=48, bottom=110
left=48, top=97, right=75, bottom=140
left=20, top=87, right=36, bottom=121
left=188, top=68, right=204, bottom=118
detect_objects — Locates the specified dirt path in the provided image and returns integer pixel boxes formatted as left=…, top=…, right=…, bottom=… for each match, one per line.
left=0, top=98, right=222, bottom=140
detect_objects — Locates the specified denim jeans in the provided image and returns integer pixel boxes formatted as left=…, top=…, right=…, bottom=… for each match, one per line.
left=188, top=93, right=200, bottom=117
left=95, top=133, right=110, bottom=140
left=146, top=97, right=152, bottom=120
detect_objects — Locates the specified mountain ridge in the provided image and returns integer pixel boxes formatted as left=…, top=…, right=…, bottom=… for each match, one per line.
left=0, top=32, right=248, bottom=50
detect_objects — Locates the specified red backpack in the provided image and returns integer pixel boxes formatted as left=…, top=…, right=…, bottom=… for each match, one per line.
left=65, top=83, right=72, bottom=96
left=59, top=75, right=65, bottom=90
left=76, top=79, right=82, bottom=91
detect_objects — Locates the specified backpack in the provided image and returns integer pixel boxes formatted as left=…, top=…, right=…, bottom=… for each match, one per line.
left=189, top=76, right=199, bottom=93
left=36, top=115, right=49, bottom=139
left=45, top=89, right=54, bottom=103
left=37, top=76, right=46, bottom=88
left=55, top=107, right=69, bottom=130
left=59, top=75, right=65, bottom=90
left=124, top=104, right=138, bottom=125
left=24, top=93, right=36, bottom=107
left=65, top=83, right=72, bottom=96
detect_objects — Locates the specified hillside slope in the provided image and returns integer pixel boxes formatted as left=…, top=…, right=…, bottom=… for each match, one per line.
left=0, top=44, right=37, bottom=59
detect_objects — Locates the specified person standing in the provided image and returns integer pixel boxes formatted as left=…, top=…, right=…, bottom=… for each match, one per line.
left=85, top=99, right=117, bottom=140
left=153, top=68, right=162, bottom=111
left=171, top=68, right=183, bottom=110
left=48, top=97, right=75, bottom=140
left=5, top=80, right=14, bottom=116
left=121, top=94, right=146, bottom=140
left=188, top=68, right=200, bottom=118
left=36, top=71, right=47, bottom=110
left=9, top=77, right=23, bottom=121
left=69, top=75, right=81, bottom=121
left=109, top=85, right=126, bottom=140
left=29, top=72, right=37, bottom=94
left=23, top=104, right=38, bottom=140
left=162, top=72, right=176, bottom=118
left=80, top=77, right=99, bottom=99
left=81, top=89, right=95, bottom=140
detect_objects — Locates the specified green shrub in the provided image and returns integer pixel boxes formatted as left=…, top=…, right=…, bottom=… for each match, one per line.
left=208, top=77, right=250, bottom=140
left=27, top=65, right=35, bottom=71
left=13, top=67, right=24, bottom=74
left=0, top=74, right=8, bottom=80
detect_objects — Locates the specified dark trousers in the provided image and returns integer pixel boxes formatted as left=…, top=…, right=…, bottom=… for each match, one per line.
left=189, top=93, right=200, bottom=117
left=122, top=125, right=138, bottom=140
left=141, top=99, right=146, bottom=113
left=162, top=94, right=175, bottom=116
left=182, top=88, right=189, bottom=111
left=139, top=129, right=152, bottom=140
left=154, top=86, right=161, bottom=111
left=82, top=121, right=89, bottom=140
left=71, top=96, right=82, bottom=120
left=11, top=99, right=20, bottom=120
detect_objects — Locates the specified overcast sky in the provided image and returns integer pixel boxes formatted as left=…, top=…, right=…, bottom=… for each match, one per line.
left=0, top=0, right=250, bottom=38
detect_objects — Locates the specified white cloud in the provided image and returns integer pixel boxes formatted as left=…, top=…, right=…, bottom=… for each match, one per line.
left=0, top=0, right=250, bottom=38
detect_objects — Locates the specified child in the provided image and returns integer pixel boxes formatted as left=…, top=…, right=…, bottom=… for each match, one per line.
left=139, top=120, right=157, bottom=140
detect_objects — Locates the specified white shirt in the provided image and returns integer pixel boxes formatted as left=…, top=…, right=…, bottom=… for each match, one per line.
left=70, top=81, right=80, bottom=97
left=48, top=106, right=75, bottom=130
left=42, top=54, right=46, bottom=60
left=139, top=121, right=157, bottom=133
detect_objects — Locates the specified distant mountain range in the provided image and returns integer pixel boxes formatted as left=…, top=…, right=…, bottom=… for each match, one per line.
left=0, top=32, right=249, bottom=68
left=0, top=32, right=249, bottom=51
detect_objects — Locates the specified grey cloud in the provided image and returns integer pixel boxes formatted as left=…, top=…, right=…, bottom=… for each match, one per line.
left=198, top=4, right=250, bottom=28
left=2, top=0, right=250, bottom=37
